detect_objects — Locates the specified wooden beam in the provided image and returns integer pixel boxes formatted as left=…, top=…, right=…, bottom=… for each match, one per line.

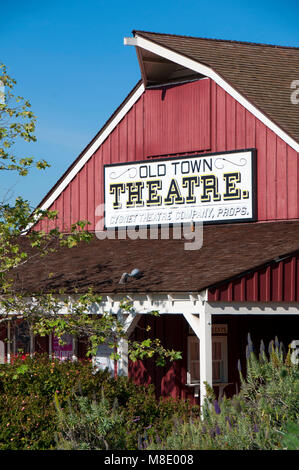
left=183, top=311, right=200, bottom=339
left=118, top=313, right=142, bottom=376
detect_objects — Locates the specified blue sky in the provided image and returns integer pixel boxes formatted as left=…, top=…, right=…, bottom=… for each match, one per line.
left=1, top=0, right=298, bottom=207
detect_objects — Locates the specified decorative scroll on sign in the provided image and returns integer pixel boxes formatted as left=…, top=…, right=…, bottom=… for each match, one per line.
left=104, top=149, right=256, bottom=228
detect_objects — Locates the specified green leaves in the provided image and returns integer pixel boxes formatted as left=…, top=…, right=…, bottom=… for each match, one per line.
left=12, top=364, right=29, bottom=380
left=55, top=394, right=125, bottom=450
left=129, top=336, right=182, bottom=366
left=282, top=421, right=299, bottom=450
left=0, top=63, right=49, bottom=175
left=0, top=63, right=182, bottom=377
left=146, top=341, right=299, bottom=451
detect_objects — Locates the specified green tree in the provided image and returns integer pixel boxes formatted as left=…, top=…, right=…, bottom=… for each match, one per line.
left=0, top=62, right=94, bottom=322
left=0, top=63, right=49, bottom=175
left=0, top=64, right=181, bottom=368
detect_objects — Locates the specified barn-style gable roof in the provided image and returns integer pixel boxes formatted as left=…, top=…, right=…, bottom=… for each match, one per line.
left=37, top=31, right=299, bottom=214
left=129, top=30, right=299, bottom=150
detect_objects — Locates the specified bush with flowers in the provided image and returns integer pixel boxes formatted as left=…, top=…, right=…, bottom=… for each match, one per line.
left=54, top=388, right=200, bottom=450
left=146, top=339, right=299, bottom=450
left=0, top=354, right=97, bottom=449
left=3, top=338, right=297, bottom=450
left=0, top=353, right=200, bottom=450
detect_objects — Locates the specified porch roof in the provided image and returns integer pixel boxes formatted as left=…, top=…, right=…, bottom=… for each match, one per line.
left=13, top=220, right=299, bottom=296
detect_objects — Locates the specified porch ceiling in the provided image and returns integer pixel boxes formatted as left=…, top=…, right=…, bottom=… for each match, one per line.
left=136, top=47, right=202, bottom=86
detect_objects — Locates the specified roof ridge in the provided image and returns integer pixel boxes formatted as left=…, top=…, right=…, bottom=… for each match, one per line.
left=133, top=29, right=299, bottom=51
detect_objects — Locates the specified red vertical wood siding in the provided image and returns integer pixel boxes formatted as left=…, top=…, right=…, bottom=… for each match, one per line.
left=128, top=314, right=260, bottom=402
left=35, top=78, right=299, bottom=233
left=208, top=253, right=299, bottom=302
left=144, top=80, right=211, bottom=157
left=128, top=315, right=197, bottom=403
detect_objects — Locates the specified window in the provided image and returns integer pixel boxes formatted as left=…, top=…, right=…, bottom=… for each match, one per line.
left=212, top=336, right=228, bottom=383
left=51, top=332, right=77, bottom=361
left=187, top=334, right=228, bottom=384
left=187, top=335, right=200, bottom=384
left=5, top=321, right=77, bottom=362
left=13, top=320, right=32, bottom=356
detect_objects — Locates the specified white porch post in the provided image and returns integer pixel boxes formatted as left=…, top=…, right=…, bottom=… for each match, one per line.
left=183, top=292, right=213, bottom=413
left=183, top=311, right=201, bottom=398
left=117, top=312, right=141, bottom=376
left=30, top=328, right=34, bottom=358
left=118, top=339, right=129, bottom=376
left=72, top=337, right=78, bottom=361
left=7, top=320, right=11, bottom=363
left=199, top=301, right=212, bottom=412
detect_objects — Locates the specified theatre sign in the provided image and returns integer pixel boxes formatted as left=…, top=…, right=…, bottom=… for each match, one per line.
left=104, top=149, right=256, bottom=228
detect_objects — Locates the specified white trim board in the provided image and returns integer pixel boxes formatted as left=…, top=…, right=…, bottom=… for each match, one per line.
left=206, top=301, right=299, bottom=315
left=0, top=292, right=208, bottom=317
left=125, top=35, right=299, bottom=154
left=5, top=293, right=299, bottom=317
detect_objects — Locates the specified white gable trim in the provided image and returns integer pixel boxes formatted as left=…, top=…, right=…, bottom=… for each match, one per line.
left=126, top=35, right=299, bottom=154
left=38, top=82, right=145, bottom=212
left=37, top=35, right=298, bottom=215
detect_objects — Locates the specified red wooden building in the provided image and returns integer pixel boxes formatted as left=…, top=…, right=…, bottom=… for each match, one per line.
left=1, top=31, right=299, bottom=406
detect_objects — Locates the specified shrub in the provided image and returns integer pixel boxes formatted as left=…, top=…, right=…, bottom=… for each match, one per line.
left=147, top=341, right=299, bottom=450
left=55, top=393, right=125, bottom=450
left=281, top=421, right=299, bottom=450
left=123, top=392, right=200, bottom=450
left=0, top=354, right=200, bottom=450
left=0, top=354, right=99, bottom=449
left=54, top=384, right=201, bottom=450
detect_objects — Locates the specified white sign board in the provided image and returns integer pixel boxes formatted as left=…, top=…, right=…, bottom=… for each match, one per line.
left=92, top=343, right=115, bottom=375
left=104, top=149, right=256, bottom=228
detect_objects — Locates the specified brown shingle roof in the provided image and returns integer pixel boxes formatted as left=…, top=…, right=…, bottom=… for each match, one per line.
left=13, top=220, right=299, bottom=295
left=134, top=30, right=299, bottom=144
